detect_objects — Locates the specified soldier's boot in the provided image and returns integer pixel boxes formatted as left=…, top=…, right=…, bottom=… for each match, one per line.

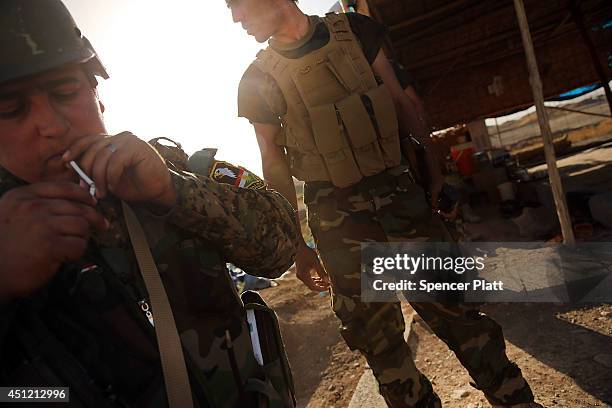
left=477, top=362, right=536, bottom=406
left=365, top=341, right=442, bottom=408
left=409, top=303, right=537, bottom=406
left=379, top=378, right=442, bottom=408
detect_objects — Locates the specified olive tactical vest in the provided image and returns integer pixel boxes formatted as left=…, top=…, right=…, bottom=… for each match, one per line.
left=255, top=12, right=401, bottom=188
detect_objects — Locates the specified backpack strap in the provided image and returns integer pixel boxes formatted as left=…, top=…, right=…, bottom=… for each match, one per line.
left=148, top=137, right=189, bottom=171
left=122, top=202, right=194, bottom=408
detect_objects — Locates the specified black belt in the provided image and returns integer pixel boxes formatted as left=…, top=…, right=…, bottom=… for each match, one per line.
left=304, top=166, right=416, bottom=203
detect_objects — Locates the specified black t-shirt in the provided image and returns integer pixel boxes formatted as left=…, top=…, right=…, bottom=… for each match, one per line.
left=390, top=59, right=417, bottom=90
left=237, top=13, right=386, bottom=124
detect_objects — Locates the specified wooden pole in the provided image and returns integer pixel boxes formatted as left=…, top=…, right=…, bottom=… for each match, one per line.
left=494, top=117, right=503, bottom=148
left=513, top=0, right=576, bottom=244
left=570, top=0, right=612, bottom=115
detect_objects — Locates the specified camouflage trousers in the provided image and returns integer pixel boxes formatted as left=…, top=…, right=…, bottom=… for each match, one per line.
left=304, top=167, right=534, bottom=408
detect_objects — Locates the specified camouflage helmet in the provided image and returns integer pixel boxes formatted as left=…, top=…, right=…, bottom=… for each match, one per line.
left=0, top=0, right=109, bottom=85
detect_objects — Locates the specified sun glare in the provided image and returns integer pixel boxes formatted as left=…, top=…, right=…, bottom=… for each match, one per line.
left=64, top=0, right=335, bottom=175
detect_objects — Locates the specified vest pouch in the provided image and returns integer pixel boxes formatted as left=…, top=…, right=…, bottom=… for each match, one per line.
left=283, top=125, right=329, bottom=182
left=326, top=48, right=361, bottom=92
left=336, top=93, right=386, bottom=177
left=242, top=290, right=296, bottom=408
left=309, top=103, right=362, bottom=188
left=285, top=123, right=317, bottom=152
left=365, top=85, right=402, bottom=168
left=293, top=61, right=349, bottom=107
left=345, top=44, right=373, bottom=78
left=286, top=148, right=328, bottom=182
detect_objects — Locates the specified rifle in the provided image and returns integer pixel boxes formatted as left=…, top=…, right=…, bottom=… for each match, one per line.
left=400, top=135, right=459, bottom=212
left=400, top=135, right=429, bottom=188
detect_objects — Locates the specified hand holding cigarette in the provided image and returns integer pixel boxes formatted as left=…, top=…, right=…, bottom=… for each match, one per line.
left=69, top=160, right=96, bottom=197
left=62, top=132, right=176, bottom=207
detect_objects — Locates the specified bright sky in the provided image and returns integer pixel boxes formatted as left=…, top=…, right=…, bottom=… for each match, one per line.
left=64, top=0, right=336, bottom=176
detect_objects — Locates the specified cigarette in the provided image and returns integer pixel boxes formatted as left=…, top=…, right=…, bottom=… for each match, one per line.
left=69, top=160, right=96, bottom=197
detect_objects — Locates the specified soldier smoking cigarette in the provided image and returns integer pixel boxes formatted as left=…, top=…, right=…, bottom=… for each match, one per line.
left=69, top=160, right=96, bottom=197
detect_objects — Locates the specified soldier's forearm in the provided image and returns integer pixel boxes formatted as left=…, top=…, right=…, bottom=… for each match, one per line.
left=163, top=170, right=299, bottom=277
left=262, top=161, right=298, bottom=211
left=262, top=160, right=308, bottom=247
left=423, top=145, right=444, bottom=188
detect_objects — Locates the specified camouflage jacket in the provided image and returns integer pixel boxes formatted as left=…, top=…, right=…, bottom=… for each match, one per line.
left=0, top=163, right=298, bottom=407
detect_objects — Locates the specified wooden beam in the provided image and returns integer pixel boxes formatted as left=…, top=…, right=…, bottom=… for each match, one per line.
left=514, top=0, right=575, bottom=244
left=390, top=0, right=610, bottom=71
left=393, top=6, right=575, bottom=70
left=401, top=23, right=578, bottom=78
left=397, top=21, right=573, bottom=73
left=388, top=0, right=471, bottom=32
left=546, top=105, right=612, bottom=119
left=391, top=1, right=508, bottom=49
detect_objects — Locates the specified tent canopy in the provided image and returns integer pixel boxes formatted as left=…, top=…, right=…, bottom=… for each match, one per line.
left=366, top=0, right=612, bottom=129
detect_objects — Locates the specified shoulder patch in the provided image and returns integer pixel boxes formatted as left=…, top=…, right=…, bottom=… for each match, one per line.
left=210, top=161, right=266, bottom=190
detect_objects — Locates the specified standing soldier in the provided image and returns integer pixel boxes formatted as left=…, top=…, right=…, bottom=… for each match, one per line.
left=0, top=0, right=297, bottom=406
left=229, top=0, right=542, bottom=407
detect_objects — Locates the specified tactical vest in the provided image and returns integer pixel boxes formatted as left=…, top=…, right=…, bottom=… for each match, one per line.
left=255, top=12, right=401, bottom=188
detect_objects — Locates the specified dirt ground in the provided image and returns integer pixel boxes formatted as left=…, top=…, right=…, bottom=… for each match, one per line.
left=260, top=272, right=612, bottom=408
left=260, top=271, right=365, bottom=408
left=409, top=302, right=612, bottom=407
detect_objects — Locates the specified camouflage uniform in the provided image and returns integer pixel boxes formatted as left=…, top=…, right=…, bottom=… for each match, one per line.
left=0, top=162, right=298, bottom=407
left=235, top=9, right=534, bottom=406
left=304, top=166, right=534, bottom=407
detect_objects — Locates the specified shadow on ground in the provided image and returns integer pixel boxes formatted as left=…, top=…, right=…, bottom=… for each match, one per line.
left=483, top=303, right=612, bottom=404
